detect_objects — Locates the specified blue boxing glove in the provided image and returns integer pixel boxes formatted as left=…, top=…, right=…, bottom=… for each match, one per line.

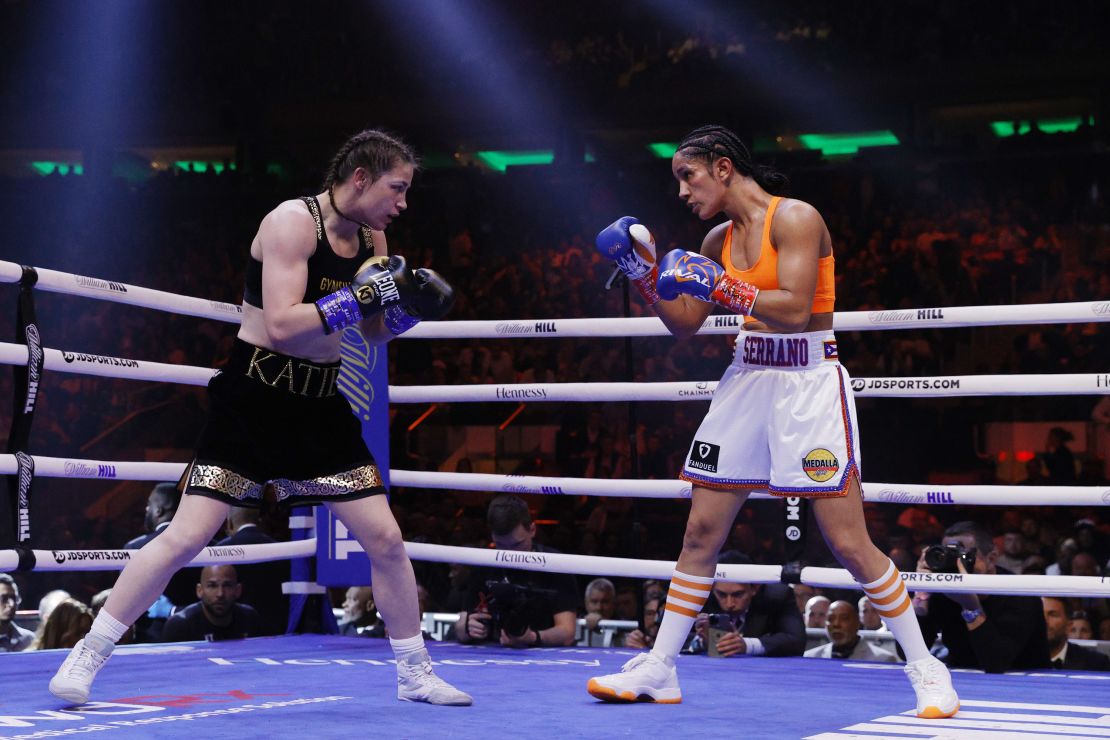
left=657, top=249, right=760, bottom=315
left=315, top=255, right=418, bottom=334
left=595, top=216, right=660, bottom=304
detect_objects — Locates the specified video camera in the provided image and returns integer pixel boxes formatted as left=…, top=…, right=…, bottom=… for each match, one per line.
left=483, top=579, right=557, bottom=638
left=923, top=543, right=977, bottom=574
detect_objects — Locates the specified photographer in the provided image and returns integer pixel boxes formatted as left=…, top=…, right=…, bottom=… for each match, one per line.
left=915, top=521, right=1049, bottom=673
left=453, top=495, right=578, bottom=648
left=689, top=551, right=805, bottom=657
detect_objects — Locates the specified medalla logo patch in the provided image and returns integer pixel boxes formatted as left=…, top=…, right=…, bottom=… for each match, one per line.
left=688, top=439, right=720, bottom=473
left=802, top=448, right=839, bottom=482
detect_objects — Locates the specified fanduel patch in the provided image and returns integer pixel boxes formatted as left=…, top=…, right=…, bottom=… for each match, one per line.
left=688, top=439, right=721, bottom=473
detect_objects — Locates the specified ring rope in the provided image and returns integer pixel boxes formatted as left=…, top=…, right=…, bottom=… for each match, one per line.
left=0, top=342, right=1103, bottom=398
left=402, top=542, right=1110, bottom=599
left=0, top=540, right=316, bottom=573
left=2, top=260, right=1107, bottom=335
left=2, top=455, right=1105, bottom=507
left=2, top=540, right=1104, bottom=598
left=0, top=261, right=243, bottom=324
left=405, top=301, right=1110, bottom=338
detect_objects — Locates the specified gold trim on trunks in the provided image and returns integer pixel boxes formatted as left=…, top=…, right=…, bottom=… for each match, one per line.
left=271, top=464, right=384, bottom=501
left=188, top=464, right=264, bottom=501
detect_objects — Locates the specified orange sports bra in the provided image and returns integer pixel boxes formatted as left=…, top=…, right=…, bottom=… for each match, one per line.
left=721, top=196, right=835, bottom=315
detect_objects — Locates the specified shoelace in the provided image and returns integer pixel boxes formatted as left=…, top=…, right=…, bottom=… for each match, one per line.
left=907, top=661, right=944, bottom=691
left=403, top=658, right=451, bottom=689
left=66, top=644, right=105, bottom=679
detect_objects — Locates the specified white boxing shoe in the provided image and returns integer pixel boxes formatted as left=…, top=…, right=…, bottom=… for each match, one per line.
left=587, top=652, right=682, bottom=704
left=396, top=649, right=473, bottom=706
left=905, top=656, right=959, bottom=719
left=49, top=639, right=110, bottom=705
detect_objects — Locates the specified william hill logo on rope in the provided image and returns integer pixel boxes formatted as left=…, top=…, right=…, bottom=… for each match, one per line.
left=688, top=440, right=720, bottom=473
left=802, top=448, right=839, bottom=482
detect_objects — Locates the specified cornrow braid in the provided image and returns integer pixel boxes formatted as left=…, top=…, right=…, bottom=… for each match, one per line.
left=322, top=128, right=419, bottom=191
left=677, top=124, right=788, bottom=195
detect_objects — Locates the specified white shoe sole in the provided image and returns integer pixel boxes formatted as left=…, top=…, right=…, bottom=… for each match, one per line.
left=587, top=677, right=682, bottom=704
left=48, top=679, right=89, bottom=705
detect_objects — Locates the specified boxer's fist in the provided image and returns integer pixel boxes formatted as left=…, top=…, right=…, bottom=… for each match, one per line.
left=657, top=249, right=759, bottom=315
left=384, top=268, right=455, bottom=335
left=596, top=216, right=660, bottom=304
left=351, top=255, right=417, bottom=313
left=315, top=255, right=418, bottom=334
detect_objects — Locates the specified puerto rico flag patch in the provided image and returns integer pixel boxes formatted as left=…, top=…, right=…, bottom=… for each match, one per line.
left=823, top=340, right=838, bottom=360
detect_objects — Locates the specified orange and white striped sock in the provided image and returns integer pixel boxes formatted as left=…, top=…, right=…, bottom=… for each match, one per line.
left=861, top=559, right=930, bottom=662
left=651, top=570, right=713, bottom=660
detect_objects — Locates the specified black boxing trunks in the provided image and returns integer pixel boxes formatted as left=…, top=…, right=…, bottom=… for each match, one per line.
left=182, top=339, right=385, bottom=507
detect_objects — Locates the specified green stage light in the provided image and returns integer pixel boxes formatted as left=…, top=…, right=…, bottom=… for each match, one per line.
left=797, top=131, right=899, bottom=156
left=647, top=142, right=678, bottom=159
left=30, top=161, right=83, bottom=176
left=991, top=116, right=1093, bottom=138
left=475, top=150, right=554, bottom=172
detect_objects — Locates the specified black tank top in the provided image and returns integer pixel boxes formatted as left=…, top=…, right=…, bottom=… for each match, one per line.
left=242, top=196, right=375, bottom=308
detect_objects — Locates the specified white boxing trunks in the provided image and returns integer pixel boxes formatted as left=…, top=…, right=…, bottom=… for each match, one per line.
left=680, top=330, right=861, bottom=498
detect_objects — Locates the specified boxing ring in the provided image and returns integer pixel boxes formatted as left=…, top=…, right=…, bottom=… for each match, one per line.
left=1, top=260, right=1109, bottom=738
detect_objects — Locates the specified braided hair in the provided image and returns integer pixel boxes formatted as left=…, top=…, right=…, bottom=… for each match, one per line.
left=322, top=128, right=419, bottom=191
left=676, top=125, right=788, bottom=195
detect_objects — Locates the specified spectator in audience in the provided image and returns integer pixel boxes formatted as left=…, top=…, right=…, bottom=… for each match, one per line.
left=805, top=600, right=899, bottom=662
left=804, top=595, right=831, bottom=629
left=1068, top=612, right=1095, bottom=640
left=995, top=531, right=1026, bottom=573
left=689, top=551, right=805, bottom=657
left=915, top=521, right=1050, bottom=672
left=0, top=574, right=34, bottom=652
left=1046, top=538, right=1079, bottom=576
left=858, top=595, right=888, bottom=632
left=1043, top=597, right=1110, bottom=671
left=454, top=495, right=578, bottom=648
left=583, top=578, right=617, bottom=631
left=162, top=565, right=262, bottom=642
left=1042, top=427, right=1077, bottom=484
left=1070, top=552, right=1109, bottom=626
left=339, top=586, right=384, bottom=638
left=624, top=594, right=663, bottom=650
left=125, top=482, right=204, bottom=611
left=791, top=583, right=818, bottom=616
left=38, top=590, right=73, bottom=624
left=217, top=505, right=288, bottom=636
left=32, top=598, right=94, bottom=651
left=614, top=585, right=639, bottom=622
left=1099, top=618, right=1110, bottom=642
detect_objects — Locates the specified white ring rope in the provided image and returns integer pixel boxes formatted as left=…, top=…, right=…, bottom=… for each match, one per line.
left=390, top=375, right=1107, bottom=401
left=0, top=261, right=243, bottom=324
left=3, top=539, right=1103, bottom=598
left=3, top=455, right=1105, bottom=507
left=405, top=301, right=1110, bottom=338
left=1, top=342, right=1103, bottom=399
left=403, top=542, right=1109, bottom=599
left=0, top=342, right=215, bottom=386
left=3, top=260, right=1107, bottom=335
left=0, top=540, right=316, bottom=572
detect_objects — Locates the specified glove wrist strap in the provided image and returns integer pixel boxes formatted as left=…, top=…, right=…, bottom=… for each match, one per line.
left=711, top=275, right=759, bottom=316
left=315, top=287, right=363, bottom=334
left=384, top=305, right=421, bottom=336
left=631, top=269, right=660, bottom=305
